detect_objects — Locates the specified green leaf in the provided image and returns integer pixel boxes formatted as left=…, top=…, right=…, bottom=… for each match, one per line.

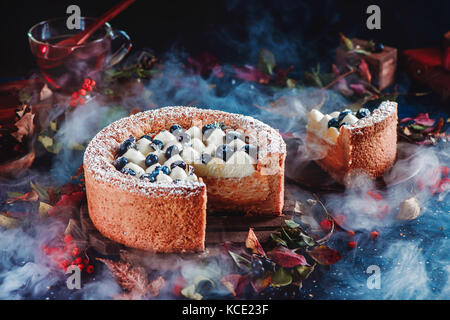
left=271, top=267, right=292, bottom=287
left=30, top=181, right=49, bottom=202
left=353, top=48, right=372, bottom=56
left=295, top=264, right=316, bottom=281
left=285, top=219, right=300, bottom=229
left=258, top=49, right=276, bottom=75
left=228, top=251, right=251, bottom=272
left=0, top=214, right=20, bottom=229
left=270, top=233, right=288, bottom=247
left=410, top=124, right=429, bottom=131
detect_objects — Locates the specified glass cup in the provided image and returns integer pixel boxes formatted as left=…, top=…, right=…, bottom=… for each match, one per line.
left=28, top=17, right=132, bottom=91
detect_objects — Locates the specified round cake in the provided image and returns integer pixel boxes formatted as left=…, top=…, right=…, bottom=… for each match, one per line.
left=83, top=106, right=286, bottom=252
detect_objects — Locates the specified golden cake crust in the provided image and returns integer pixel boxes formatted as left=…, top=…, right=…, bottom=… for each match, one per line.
left=83, top=106, right=286, bottom=252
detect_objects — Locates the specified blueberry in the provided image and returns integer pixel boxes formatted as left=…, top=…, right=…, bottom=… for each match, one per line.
left=251, top=258, right=264, bottom=269
left=113, top=157, right=128, bottom=171
left=356, top=108, right=371, bottom=119
left=145, top=153, right=159, bottom=167
left=151, top=168, right=161, bottom=177
left=140, top=135, right=152, bottom=142
left=225, top=131, right=243, bottom=143
left=117, top=136, right=136, bottom=156
left=338, top=109, right=352, bottom=122
left=121, top=167, right=136, bottom=176
left=170, top=124, right=182, bottom=134
left=202, top=122, right=224, bottom=139
left=176, top=132, right=191, bottom=144
left=202, top=123, right=215, bottom=135
left=201, top=153, right=212, bottom=165
left=373, top=42, right=384, bottom=53
left=215, top=144, right=234, bottom=161
left=170, top=160, right=186, bottom=170
left=243, top=144, right=258, bottom=159
left=165, top=145, right=180, bottom=159
left=160, top=166, right=171, bottom=175
left=260, top=257, right=274, bottom=271
left=141, top=173, right=156, bottom=182
left=150, top=139, right=164, bottom=151
left=328, top=118, right=340, bottom=128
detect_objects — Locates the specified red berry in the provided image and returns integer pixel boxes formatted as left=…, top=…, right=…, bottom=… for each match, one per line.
left=77, top=264, right=85, bottom=271
left=347, top=230, right=355, bottom=237
left=334, top=214, right=346, bottom=226
left=370, top=231, right=379, bottom=239
left=72, top=92, right=79, bottom=99
left=86, top=85, right=93, bottom=92
left=70, top=99, right=77, bottom=108
left=442, top=166, right=449, bottom=176
left=348, top=241, right=357, bottom=249
left=83, top=78, right=91, bottom=86
left=90, top=80, right=96, bottom=87
left=82, top=83, right=91, bottom=90
left=72, top=247, right=81, bottom=257
left=86, top=265, right=94, bottom=274
left=78, top=97, right=85, bottom=105
left=79, top=89, right=87, bottom=96
left=83, top=259, right=89, bottom=265
left=320, top=219, right=332, bottom=232
left=172, top=276, right=186, bottom=296
left=74, top=257, right=82, bottom=264
left=64, top=234, right=73, bottom=244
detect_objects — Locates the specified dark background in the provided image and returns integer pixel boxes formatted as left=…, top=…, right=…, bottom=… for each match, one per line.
left=0, top=0, right=449, bottom=78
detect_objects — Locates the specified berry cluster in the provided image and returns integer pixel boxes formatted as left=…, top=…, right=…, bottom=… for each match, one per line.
left=41, top=234, right=94, bottom=274
left=69, top=78, right=96, bottom=108
left=251, top=256, right=273, bottom=278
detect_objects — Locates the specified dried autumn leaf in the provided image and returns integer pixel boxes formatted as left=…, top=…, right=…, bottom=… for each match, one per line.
left=245, top=228, right=266, bottom=256
left=11, top=112, right=34, bottom=143
left=267, top=246, right=308, bottom=268
left=339, top=32, right=354, bottom=51
left=307, top=245, right=341, bottom=265
left=397, top=197, right=421, bottom=220
left=399, top=113, right=435, bottom=126
left=359, top=59, right=372, bottom=83
left=250, top=274, right=272, bottom=293
left=97, top=258, right=164, bottom=300
left=48, top=191, right=85, bottom=217
left=221, top=274, right=249, bottom=298
left=233, top=65, right=270, bottom=84
left=6, top=190, right=39, bottom=204
left=0, top=214, right=20, bottom=228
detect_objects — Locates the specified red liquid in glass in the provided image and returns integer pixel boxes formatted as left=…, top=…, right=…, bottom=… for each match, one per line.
left=29, top=34, right=110, bottom=91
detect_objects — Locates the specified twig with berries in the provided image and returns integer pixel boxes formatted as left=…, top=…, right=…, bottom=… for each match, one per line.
left=69, top=78, right=96, bottom=108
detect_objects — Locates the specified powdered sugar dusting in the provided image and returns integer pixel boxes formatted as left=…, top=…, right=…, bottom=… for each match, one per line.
left=351, top=101, right=398, bottom=129
left=83, top=106, right=286, bottom=197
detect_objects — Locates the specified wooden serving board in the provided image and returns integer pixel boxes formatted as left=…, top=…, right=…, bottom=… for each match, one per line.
left=79, top=200, right=293, bottom=255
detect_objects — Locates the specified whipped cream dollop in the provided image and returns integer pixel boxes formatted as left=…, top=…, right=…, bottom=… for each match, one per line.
left=306, top=107, right=371, bottom=144
left=112, top=122, right=259, bottom=183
